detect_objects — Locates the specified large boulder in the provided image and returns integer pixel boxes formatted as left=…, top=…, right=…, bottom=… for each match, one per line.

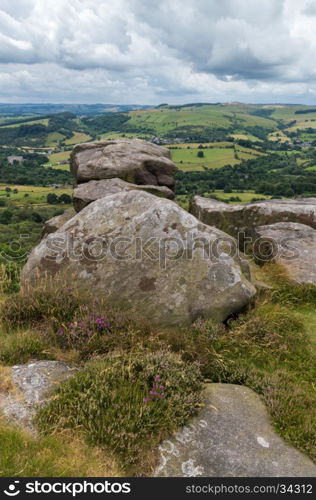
left=190, top=196, right=316, bottom=245
left=253, top=222, right=316, bottom=284
left=154, top=384, right=316, bottom=477
left=42, top=208, right=76, bottom=237
left=21, top=191, right=255, bottom=326
left=70, top=139, right=178, bottom=189
left=73, top=178, right=175, bottom=212
left=0, top=361, right=74, bottom=432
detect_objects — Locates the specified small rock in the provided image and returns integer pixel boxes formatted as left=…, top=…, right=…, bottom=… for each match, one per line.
left=43, top=208, right=76, bottom=237
left=0, top=361, right=75, bottom=432
left=154, top=384, right=316, bottom=477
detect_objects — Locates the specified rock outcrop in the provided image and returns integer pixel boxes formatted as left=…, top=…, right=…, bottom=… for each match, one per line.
left=0, top=361, right=74, bottom=432
left=190, top=196, right=316, bottom=242
left=154, top=384, right=316, bottom=477
left=253, top=222, right=316, bottom=283
left=22, top=190, right=255, bottom=327
left=73, top=178, right=175, bottom=213
left=70, top=139, right=178, bottom=188
left=43, top=208, right=76, bottom=236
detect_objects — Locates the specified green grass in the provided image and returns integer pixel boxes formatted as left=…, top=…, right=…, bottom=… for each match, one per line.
left=45, top=132, right=65, bottom=148
left=230, top=132, right=262, bottom=142
left=0, top=330, right=51, bottom=365
left=0, top=185, right=72, bottom=205
left=268, top=131, right=291, bottom=142
left=0, top=411, right=120, bottom=476
left=170, top=144, right=264, bottom=171
left=213, top=190, right=267, bottom=202
left=64, top=132, right=92, bottom=145
left=36, top=351, right=202, bottom=474
left=297, top=306, right=316, bottom=352
left=44, top=151, right=71, bottom=170
left=2, top=118, right=49, bottom=129
left=171, top=146, right=238, bottom=171
left=126, top=104, right=277, bottom=136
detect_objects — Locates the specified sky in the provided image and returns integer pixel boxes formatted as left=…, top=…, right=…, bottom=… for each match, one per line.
left=1, top=0, right=316, bottom=105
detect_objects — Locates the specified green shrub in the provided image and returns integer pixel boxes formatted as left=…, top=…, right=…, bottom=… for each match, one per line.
left=0, top=280, right=83, bottom=330
left=0, top=262, right=21, bottom=294
left=50, top=301, right=163, bottom=359
left=0, top=331, right=51, bottom=365
left=36, top=351, right=202, bottom=473
left=233, top=303, right=307, bottom=354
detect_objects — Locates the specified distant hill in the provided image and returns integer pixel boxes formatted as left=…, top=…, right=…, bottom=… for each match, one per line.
left=0, top=103, right=149, bottom=118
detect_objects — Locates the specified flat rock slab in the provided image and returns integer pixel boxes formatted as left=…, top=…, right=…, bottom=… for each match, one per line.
left=155, top=384, right=316, bottom=477
left=0, top=361, right=74, bottom=432
left=190, top=197, right=316, bottom=243
left=254, top=222, right=316, bottom=283
left=73, top=178, right=175, bottom=212
left=70, top=139, right=178, bottom=188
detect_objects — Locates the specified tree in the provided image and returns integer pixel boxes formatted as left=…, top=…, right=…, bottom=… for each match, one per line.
left=58, top=193, right=72, bottom=204
left=31, top=212, right=43, bottom=223
left=0, top=209, right=13, bottom=224
left=197, top=151, right=204, bottom=158
left=47, top=193, right=59, bottom=204
left=5, top=187, right=11, bottom=193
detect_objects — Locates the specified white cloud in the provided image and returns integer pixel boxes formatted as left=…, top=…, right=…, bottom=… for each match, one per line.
left=0, top=0, right=316, bottom=103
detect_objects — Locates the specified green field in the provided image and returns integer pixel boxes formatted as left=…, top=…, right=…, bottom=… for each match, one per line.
left=1, top=118, right=49, bottom=129
left=45, top=151, right=71, bottom=170
left=0, top=184, right=72, bottom=206
left=126, top=105, right=278, bottom=136
left=268, top=131, right=291, bottom=142
left=45, top=132, right=65, bottom=147
left=213, top=190, right=267, bottom=202
left=170, top=143, right=264, bottom=171
left=65, top=132, right=92, bottom=145
left=178, top=190, right=267, bottom=205
left=230, top=132, right=262, bottom=142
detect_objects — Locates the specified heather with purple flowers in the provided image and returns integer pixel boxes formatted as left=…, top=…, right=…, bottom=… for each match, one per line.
left=143, top=375, right=166, bottom=403
left=56, top=305, right=111, bottom=348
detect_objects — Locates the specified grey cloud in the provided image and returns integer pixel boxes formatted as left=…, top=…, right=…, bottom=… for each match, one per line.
left=0, top=0, right=316, bottom=103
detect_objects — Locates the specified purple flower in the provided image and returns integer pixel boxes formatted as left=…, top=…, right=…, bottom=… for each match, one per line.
left=143, top=397, right=150, bottom=403
left=155, top=375, right=161, bottom=382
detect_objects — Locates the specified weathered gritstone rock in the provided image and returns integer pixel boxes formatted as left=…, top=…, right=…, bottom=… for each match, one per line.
left=43, top=208, right=76, bottom=236
left=154, top=384, right=316, bottom=477
left=70, top=139, right=178, bottom=188
left=73, top=178, right=175, bottom=212
left=253, top=222, right=316, bottom=284
left=190, top=196, right=316, bottom=245
left=0, top=361, right=74, bottom=432
left=21, top=190, right=255, bottom=326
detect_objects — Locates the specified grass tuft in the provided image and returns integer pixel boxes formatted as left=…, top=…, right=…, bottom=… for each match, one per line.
left=36, top=351, right=202, bottom=474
